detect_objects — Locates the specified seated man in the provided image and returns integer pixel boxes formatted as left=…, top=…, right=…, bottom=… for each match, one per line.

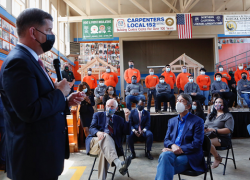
left=94, top=78, right=107, bottom=112
left=237, top=72, right=250, bottom=110
left=156, top=76, right=176, bottom=113
left=211, top=73, right=236, bottom=108
left=128, top=99, right=154, bottom=160
left=85, top=99, right=132, bottom=180
left=184, top=75, right=205, bottom=105
left=155, top=94, right=206, bottom=180
left=125, top=75, right=145, bottom=110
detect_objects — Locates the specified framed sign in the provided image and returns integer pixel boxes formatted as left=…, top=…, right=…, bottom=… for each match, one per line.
left=224, top=15, right=250, bottom=35
left=82, top=18, right=113, bottom=39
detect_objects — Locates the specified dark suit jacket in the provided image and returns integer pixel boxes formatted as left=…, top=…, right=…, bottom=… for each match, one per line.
left=86, top=112, right=131, bottom=156
left=129, top=109, right=150, bottom=131
left=0, top=45, right=70, bottom=180
left=164, top=113, right=206, bottom=172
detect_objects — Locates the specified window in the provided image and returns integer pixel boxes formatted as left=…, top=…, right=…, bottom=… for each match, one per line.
left=29, top=0, right=39, bottom=8
left=59, top=22, right=65, bottom=54
left=0, top=0, right=7, bottom=8
left=12, top=0, right=25, bottom=18
left=51, top=4, right=57, bottom=49
left=42, top=0, right=49, bottom=13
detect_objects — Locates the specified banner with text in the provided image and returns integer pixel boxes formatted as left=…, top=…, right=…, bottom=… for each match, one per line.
left=114, top=17, right=176, bottom=32
left=192, top=15, right=223, bottom=26
left=224, top=15, right=250, bottom=35
left=82, top=18, right=113, bottom=39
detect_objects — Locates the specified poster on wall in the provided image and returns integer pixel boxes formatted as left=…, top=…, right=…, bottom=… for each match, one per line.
left=79, top=42, right=120, bottom=69
left=2, top=40, right=9, bottom=51
left=82, top=18, right=113, bottom=39
left=224, top=15, right=250, bottom=35
left=192, top=15, right=223, bottom=26
left=114, top=16, right=176, bottom=32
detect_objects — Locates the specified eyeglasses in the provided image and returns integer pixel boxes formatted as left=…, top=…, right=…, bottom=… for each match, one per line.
left=177, top=99, right=186, bottom=103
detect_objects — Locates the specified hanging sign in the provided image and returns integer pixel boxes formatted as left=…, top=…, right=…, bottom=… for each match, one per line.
left=192, top=15, right=223, bottom=26
left=224, top=15, right=250, bottom=35
left=114, top=16, right=176, bottom=32
left=82, top=18, right=113, bottom=39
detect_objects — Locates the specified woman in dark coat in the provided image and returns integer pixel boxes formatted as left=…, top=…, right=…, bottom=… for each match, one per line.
left=78, top=82, right=95, bottom=138
left=191, top=100, right=206, bottom=121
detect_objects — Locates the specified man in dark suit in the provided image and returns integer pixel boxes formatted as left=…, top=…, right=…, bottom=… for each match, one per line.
left=86, top=99, right=132, bottom=180
left=155, top=94, right=206, bottom=180
left=61, top=62, right=75, bottom=94
left=128, top=99, right=154, bottom=160
left=0, top=9, right=85, bottom=180
left=0, top=96, right=5, bottom=170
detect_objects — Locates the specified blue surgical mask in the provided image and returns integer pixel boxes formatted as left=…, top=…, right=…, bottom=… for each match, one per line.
left=132, top=79, right=137, bottom=84
left=129, top=65, right=134, bottom=68
left=83, top=88, right=88, bottom=93
left=150, top=72, right=154, bottom=75
left=192, top=105, right=197, bottom=110
left=106, top=107, right=116, bottom=116
left=100, top=83, right=104, bottom=86
left=106, top=69, right=110, bottom=73
left=166, top=68, right=170, bottom=72
left=160, top=80, right=165, bottom=83
left=183, top=69, right=187, bottom=73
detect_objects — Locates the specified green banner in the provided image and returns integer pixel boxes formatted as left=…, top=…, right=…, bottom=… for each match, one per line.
left=82, top=18, right=113, bottom=39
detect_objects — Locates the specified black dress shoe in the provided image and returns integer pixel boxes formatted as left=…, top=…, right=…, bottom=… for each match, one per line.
left=0, top=162, right=6, bottom=171
left=145, top=152, right=154, bottom=160
left=131, top=152, right=136, bottom=159
left=119, top=156, right=132, bottom=175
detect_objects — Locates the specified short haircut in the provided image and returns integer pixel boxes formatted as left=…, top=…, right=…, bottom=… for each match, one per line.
left=200, top=68, right=206, bottom=72
left=129, top=60, right=134, bottom=63
left=106, top=99, right=118, bottom=108
left=165, top=64, right=170, bottom=67
left=182, top=65, right=186, bottom=68
left=188, top=75, right=193, bottom=78
left=218, top=65, right=223, bottom=69
left=138, top=99, right=146, bottom=104
left=159, top=75, right=165, bottom=79
left=178, top=94, right=192, bottom=107
left=16, top=8, right=53, bottom=38
left=215, top=73, right=222, bottom=77
left=99, top=78, right=104, bottom=81
left=131, top=75, right=137, bottom=78
left=241, top=72, right=247, bottom=76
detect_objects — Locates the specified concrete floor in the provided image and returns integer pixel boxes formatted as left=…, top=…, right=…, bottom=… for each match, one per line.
left=1, top=138, right=250, bottom=180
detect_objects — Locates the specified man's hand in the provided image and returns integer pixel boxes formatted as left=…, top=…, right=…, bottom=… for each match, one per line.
left=55, top=79, right=71, bottom=96
left=150, top=87, right=155, bottom=90
left=220, top=89, right=225, bottom=92
left=100, top=96, right=103, bottom=101
left=205, top=128, right=215, bottom=133
left=134, top=130, right=140, bottom=137
left=67, top=91, right=86, bottom=107
left=124, top=108, right=131, bottom=122
left=133, top=93, right=139, bottom=96
left=138, top=131, right=144, bottom=137
left=203, top=85, right=207, bottom=88
left=171, top=144, right=183, bottom=155
left=191, top=93, right=197, bottom=96
left=232, top=84, right=236, bottom=88
left=244, top=85, right=248, bottom=87
left=97, top=131, right=105, bottom=140
left=162, top=148, right=173, bottom=152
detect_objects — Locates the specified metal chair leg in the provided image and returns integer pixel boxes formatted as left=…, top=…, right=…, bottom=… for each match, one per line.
left=111, top=166, right=117, bottom=180
left=209, top=164, right=213, bottom=180
left=88, top=157, right=97, bottom=180
left=231, top=144, right=237, bottom=169
left=178, top=174, right=181, bottom=180
left=223, top=149, right=230, bottom=175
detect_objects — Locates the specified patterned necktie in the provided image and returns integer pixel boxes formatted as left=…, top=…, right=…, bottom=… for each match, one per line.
left=108, top=116, right=114, bottom=135
left=38, top=58, right=45, bottom=71
left=38, top=58, right=54, bottom=87
left=138, top=111, right=142, bottom=132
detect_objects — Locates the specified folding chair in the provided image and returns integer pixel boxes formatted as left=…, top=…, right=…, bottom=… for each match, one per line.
left=125, top=135, right=147, bottom=156
left=178, top=135, right=213, bottom=180
left=215, top=137, right=237, bottom=175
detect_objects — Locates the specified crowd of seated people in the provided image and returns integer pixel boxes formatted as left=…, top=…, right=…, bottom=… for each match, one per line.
left=78, top=61, right=244, bottom=180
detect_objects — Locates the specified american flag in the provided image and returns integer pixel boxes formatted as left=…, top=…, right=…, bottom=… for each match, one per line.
left=177, top=14, right=192, bottom=39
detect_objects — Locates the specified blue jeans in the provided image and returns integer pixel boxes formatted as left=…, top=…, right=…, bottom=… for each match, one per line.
left=200, top=90, right=209, bottom=105
left=126, top=95, right=145, bottom=110
left=147, top=89, right=157, bottom=110
left=241, top=93, right=250, bottom=108
left=163, top=89, right=174, bottom=110
left=155, top=151, right=190, bottom=180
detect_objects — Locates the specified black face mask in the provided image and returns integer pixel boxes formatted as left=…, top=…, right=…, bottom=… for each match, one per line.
left=65, top=66, right=69, bottom=71
left=137, top=105, right=144, bottom=111
left=35, top=28, right=55, bottom=53
left=243, top=76, right=247, bottom=80
left=129, top=65, right=134, bottom=68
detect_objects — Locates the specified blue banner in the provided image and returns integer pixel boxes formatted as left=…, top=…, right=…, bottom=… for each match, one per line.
left=192, top=15, right=223, bottom=26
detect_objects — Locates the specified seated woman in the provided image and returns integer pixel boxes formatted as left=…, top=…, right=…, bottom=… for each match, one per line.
left=204, top=97, right=234, bottom=169
left=191, top=100, right=206, bottom=121
left=103, top=86, right=117, bottom=110
left=78, top=82, right=95, bottom=138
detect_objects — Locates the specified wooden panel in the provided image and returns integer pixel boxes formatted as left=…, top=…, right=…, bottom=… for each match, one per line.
left=68, top=126, right=73, bottom=134
left=67, top=118, right=73, bottom=126
left=68, top=134, right=74, bottom=144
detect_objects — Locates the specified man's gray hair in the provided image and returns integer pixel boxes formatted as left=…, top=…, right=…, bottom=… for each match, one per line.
left=178, top=93, right=192, bottom=107
left=106, top=99, right=118, bottom=108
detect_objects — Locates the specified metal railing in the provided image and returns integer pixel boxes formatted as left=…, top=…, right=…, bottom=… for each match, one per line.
left=215, top=50, right=250, bottom=71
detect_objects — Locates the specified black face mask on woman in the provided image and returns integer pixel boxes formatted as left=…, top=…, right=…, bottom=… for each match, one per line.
left=35, top=28, right=55, bottom=53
